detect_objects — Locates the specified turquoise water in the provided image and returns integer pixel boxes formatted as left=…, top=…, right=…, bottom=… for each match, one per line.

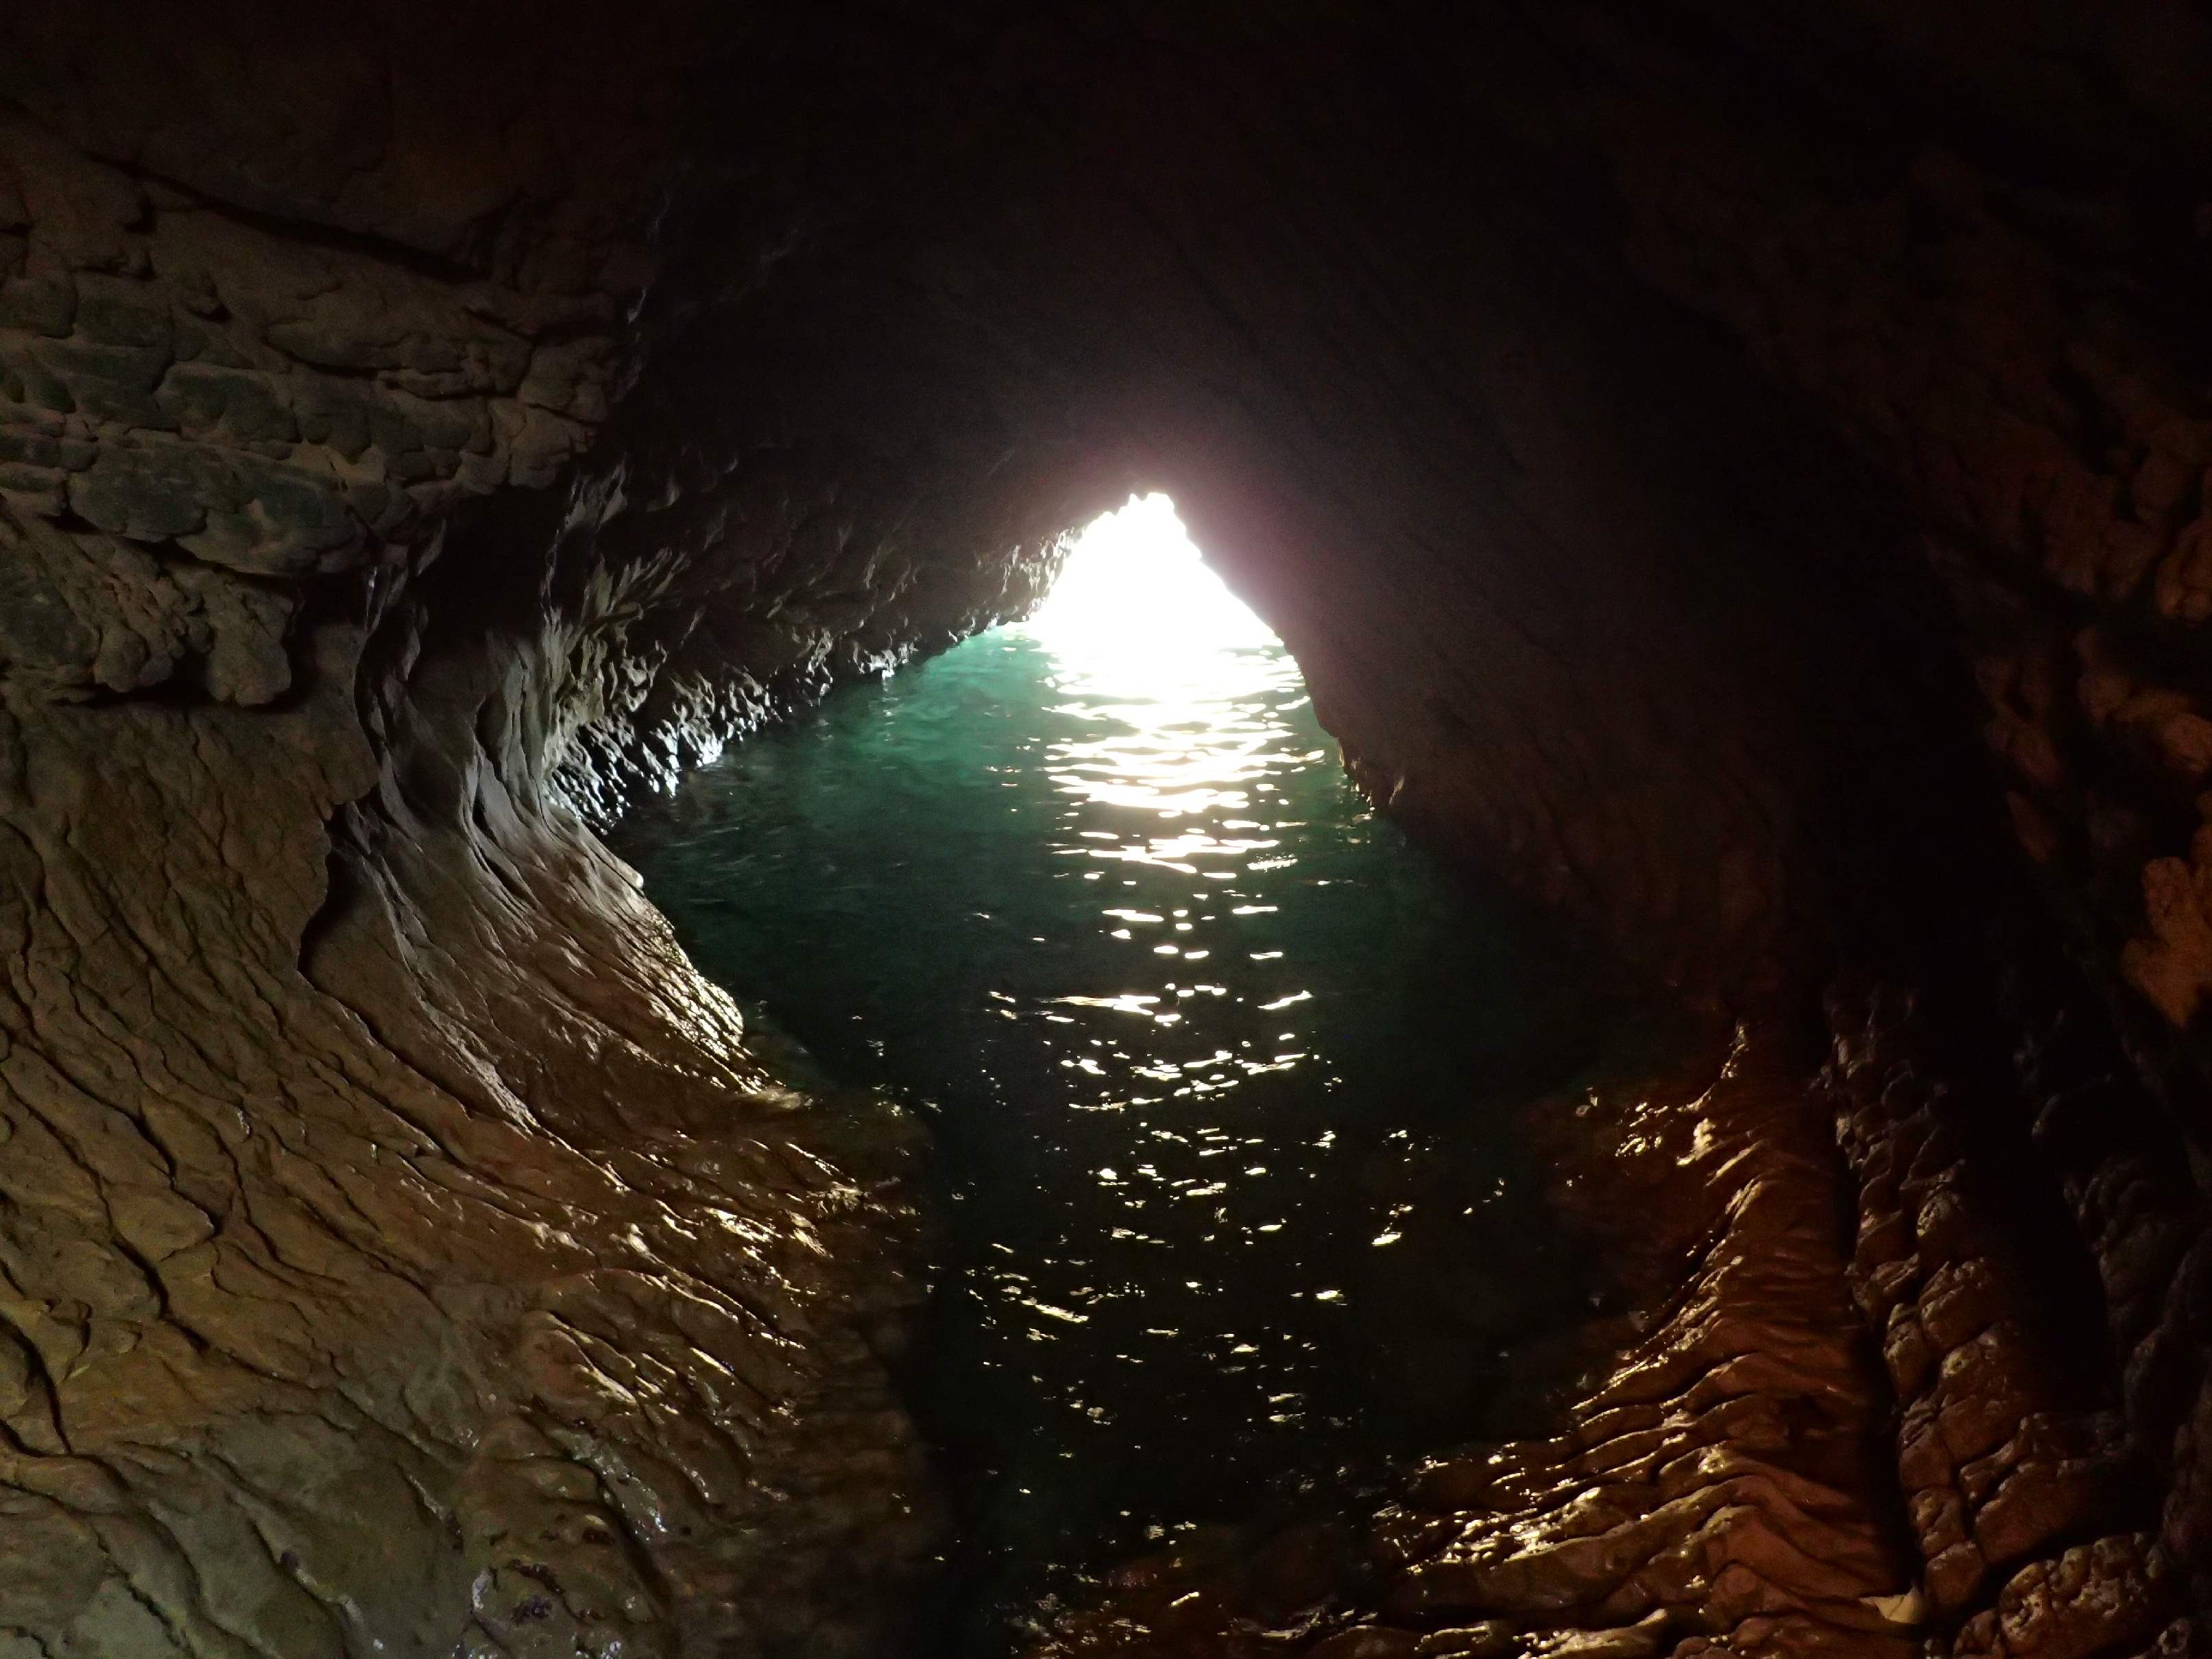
left=615, top=618, right=1602, bottom=1653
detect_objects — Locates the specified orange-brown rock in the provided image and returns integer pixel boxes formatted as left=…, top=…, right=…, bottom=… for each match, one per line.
left=0, top=5, right=2208, bottom=1655
left=1029, top=1021, right=1919, bottom=1659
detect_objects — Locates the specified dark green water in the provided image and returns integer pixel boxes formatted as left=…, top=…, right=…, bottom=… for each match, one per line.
left=615, top=617, right=1604, bottom=1653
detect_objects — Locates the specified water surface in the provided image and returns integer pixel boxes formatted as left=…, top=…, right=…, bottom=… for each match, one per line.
left=616, top=520, right=1602, bottom=1651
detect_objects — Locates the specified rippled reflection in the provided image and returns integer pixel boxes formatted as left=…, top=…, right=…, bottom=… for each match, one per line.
left=619, top=495, right=1597, bottom=1656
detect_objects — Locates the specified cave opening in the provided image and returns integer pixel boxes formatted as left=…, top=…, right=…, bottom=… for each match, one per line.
left=612, top=494, right=1620, bottom=1654
left=8, top=8, right=2212, bottom=1654
left=1019, top=492, right=1279, bottom=673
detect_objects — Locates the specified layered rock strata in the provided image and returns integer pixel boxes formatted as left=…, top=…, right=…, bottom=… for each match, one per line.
left=1826, top=986, right=2195, bottom=1659
left=1026, top=980, right=2212, bottom=1659
left=0, top=69, right=1014, bottom=1657
left=1028, top=1020, right=1914, bottom=1658
left=0, top=5, right=2207, bottom=1657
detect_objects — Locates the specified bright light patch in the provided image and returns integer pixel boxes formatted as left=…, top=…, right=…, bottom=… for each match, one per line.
left=1018, top=494, right=1277, bottom=681
left=1005, top=492, right=1309, bottom=870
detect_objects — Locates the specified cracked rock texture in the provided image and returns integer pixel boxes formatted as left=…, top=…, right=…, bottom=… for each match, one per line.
left=1030, top=1021, right=1921, bottom=1659
left=0, top=4, right=2209, bottom=1657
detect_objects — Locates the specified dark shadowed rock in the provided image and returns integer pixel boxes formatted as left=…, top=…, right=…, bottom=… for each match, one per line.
left=0, top=5, right=2206, bottom=1656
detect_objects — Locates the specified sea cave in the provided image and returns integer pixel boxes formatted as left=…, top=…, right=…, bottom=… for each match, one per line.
left=0, top=8, right=2209, bottom=1659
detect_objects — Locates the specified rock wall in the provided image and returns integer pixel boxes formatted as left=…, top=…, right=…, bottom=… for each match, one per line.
left=0, top=3, right=2205, bottom=1657
left=1033, top=1018, right=1926, bottom=1659
left=0, top=16, right=1046, bottom=1649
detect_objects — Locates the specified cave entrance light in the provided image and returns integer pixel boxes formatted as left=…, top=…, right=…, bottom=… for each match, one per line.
left=1010, top=492, right=1301, bottom=849
left=1019, top=492, right=1278, bottom=687
left=1009, top=492, right=1304, bottom=857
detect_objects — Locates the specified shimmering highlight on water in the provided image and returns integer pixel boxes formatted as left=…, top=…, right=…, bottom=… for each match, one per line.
left=618, top=498, right=1598, bottom=1654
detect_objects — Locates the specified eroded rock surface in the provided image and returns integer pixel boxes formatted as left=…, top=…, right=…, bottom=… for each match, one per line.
left=0, top=5, right=2207, bottom=1656
left=1023, top=983, right=2209, bottom=1658
left=1024, top=1022, right=1909, bottom=1658
left=0, top=29, right=1000, bottom=1651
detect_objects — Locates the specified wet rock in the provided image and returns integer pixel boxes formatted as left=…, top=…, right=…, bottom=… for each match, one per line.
left=1953, top=1535, right=2178, bottom=1659
left=1417, top=1624, right=1519, bottom=1659
left=1522, top=1621, right=1663, bottom=1659
left=1040, top=1023, right=1916, bottom=1657
left=0, top=8, right=2207, bottom=1658
left=1312, top=1629, right=1425, bottom=1659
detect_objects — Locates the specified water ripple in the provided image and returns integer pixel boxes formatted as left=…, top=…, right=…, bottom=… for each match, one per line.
left=621, top=503, right=1598, bottom=1654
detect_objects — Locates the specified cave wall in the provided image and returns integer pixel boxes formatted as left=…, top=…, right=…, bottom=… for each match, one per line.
left=0, top=3, right=2206, bottom=1656
left=0, top=14, right=1005, bottom=1651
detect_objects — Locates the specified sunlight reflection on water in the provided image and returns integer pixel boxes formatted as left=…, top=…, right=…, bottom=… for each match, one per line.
left=621, top=493, right=1595, bottom=1654
left=1019, top=494, right=1313, bottom=879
